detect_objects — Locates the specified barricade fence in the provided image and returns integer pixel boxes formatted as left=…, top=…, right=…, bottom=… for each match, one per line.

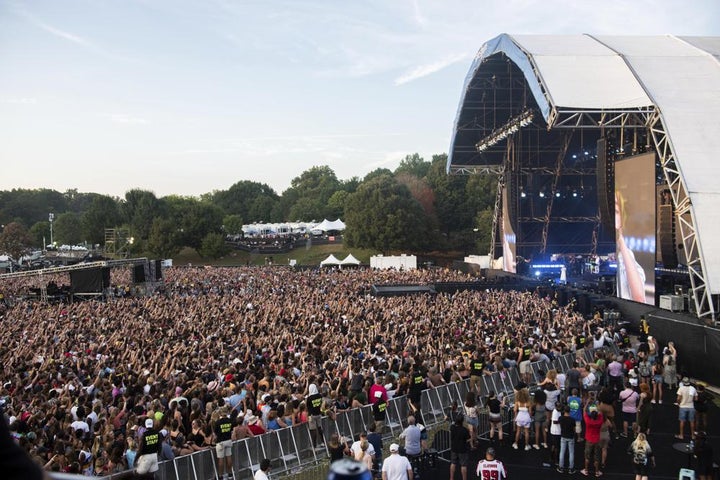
left=50, top=344, right=620, bottom=480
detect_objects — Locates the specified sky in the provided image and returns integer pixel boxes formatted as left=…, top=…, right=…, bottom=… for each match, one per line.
left=1, top=0, right=719, bottom=199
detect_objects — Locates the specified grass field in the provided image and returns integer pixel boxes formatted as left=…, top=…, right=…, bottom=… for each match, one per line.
left=172, top=243, right=378, bottom=267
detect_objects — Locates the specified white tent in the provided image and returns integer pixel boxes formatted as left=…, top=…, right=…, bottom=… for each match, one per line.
left=340, top=254, right=361, bottom=265
left=312, top=218, right=346, bottom=232
left=319, top=254, right=342, bottom=266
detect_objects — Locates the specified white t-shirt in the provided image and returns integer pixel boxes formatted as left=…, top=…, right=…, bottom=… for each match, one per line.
left=70, top=420, right=90, bottom=433
left=350, top=440, right=375, bottom=458
left=677, top=385, right=697, bottom=409
left=254, top=468, right=269, bottom=480
left=550, top=408, right=562, bottom=436
left=382, top=453, right=412, bottom=480
left=476, top=459, right=507, bottom=479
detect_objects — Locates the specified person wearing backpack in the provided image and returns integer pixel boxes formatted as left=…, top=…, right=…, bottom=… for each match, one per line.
left=628, top=432, right=655, bottom=480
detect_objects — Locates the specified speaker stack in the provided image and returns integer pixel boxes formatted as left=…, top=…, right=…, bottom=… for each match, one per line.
left=596, top=137, right=615, bottom=233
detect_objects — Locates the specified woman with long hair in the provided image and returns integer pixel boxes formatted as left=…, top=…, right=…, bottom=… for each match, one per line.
left=628, top=432, right=655, bottom=480
left=463, top=391, right=479, bottom=449
left=513, top=388, right=532, bottom=451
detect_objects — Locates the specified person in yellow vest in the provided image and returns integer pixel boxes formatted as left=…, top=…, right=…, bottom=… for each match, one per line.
left=213, top=407, right=234, bottom=480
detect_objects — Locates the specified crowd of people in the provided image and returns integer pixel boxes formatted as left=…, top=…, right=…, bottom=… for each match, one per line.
left=0, top=265, right=710, bottom=479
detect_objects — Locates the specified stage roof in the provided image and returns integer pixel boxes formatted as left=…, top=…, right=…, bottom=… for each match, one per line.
left=448, top=34, right=720, bottom=294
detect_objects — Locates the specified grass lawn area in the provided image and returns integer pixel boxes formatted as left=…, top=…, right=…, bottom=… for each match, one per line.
left=172, top=243, right=378, bottom=267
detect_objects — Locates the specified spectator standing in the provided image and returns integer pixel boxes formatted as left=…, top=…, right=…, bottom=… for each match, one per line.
left=662, top=343, right=678, bottom=391
left=213, top=408, right=234, bottom=480
left=619, top=381, right=639, bottom=438
left=693, top=431, right=714, bottom=480
left=399, top=416, right=422, bottom=457
left=306, top=383, right=324, bottom=447
left=694, top=384, right=710, bottom=432
left=512, top=388, right=532, bottom=451
left=580, top=404, right=604, bottom=478
left=651, top=360, right=663, bottom=404
left=476, top=447, right=506, bottom=480
left=486, top=391, right=504, bottom=444
left=449, top=414, right=470, bottom=480
left=628, top=432, right=655, bottom=480
left=463, top=391, right=479, bottom=449
left=567, top=388, right=583, bottom=443
left=382, top=443, right=413, bottom=480
left=136, top=418, right=161, bottom=479
left=675, top=377, right=697, bottom=440
left=636, top=383, right=653, bottom=435
left=557, top=405, right=576, bottom=474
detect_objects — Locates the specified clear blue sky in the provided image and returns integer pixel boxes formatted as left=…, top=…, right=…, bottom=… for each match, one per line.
left=1, top=0, right=718, bottom=198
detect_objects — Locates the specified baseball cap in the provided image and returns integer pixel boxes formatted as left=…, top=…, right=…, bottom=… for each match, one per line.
left=486, top=447, right=496, bottom=457
left=389, top=443, right=399, bottom=452
left=145, top=418, right=154, bottom=428
left=682, top=377, right=690, bottom=384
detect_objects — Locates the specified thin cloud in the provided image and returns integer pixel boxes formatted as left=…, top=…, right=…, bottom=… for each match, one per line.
left=394, top=52, right=471, bottom=86
left=34, top=20, right=93, bottom=48
left=1, top=97, right=37, bottom=105
left=106, top=114, right=148, bottom=125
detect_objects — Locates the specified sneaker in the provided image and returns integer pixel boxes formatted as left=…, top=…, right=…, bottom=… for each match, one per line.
left=525, top=445, right=532, bottom=451
left=620, top=433, right=627, bottom=438
left=512, top=443, right=518, bottom=449
left=569, top=469, right=577, bottom=474
left=650, top=399, right=656, bottom=404
left=533, top=444, right=540, bottom=450
left=557, top=467, right=565, bottom=474
left=595, top=471, right=603, bottom=477
left=542, top=442, right=548, bottom=448
left=581, top=469, right=589, bottom=476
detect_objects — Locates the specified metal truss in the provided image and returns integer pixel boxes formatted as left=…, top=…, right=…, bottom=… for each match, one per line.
left=489, top=173, right=505, bottom=263
left=0, top=258, right=149, bottom=280
left=519, top=216, right=599, bottom=223
left=448, top=164, right=505, bottom=175
left=551, top=109, right=654, bottom=130
left=540, top=131, right=574, bottom=253
left=648, top=111, right=717, bottom=321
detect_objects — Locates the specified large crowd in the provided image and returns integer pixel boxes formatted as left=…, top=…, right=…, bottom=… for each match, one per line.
left=0, top=266, right=702, bottom=478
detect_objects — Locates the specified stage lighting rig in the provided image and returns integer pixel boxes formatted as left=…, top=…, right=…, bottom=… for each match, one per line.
left=475, top=109, right=534, bottom=153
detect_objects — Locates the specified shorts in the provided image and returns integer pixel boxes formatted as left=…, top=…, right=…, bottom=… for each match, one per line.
left=679, top=408, right=696, bottom=422
left=489, top=412, right=502, bottom=424
left=584, top=441, right=601, bottom=462
left=465, top=416, right=478, bottom=427
left=136, top=453, right=159, bottom=475
left=653, top=374, right=663, bottom=384
left=599, top=430, right=610, bottom=448
left=516, top=410, right=532, bottom=428
left=450, top=451, right=469, bottom=466
left=216, top=439, right=232, bottom=458
left=622, top=412, right=637, bottom=424
left=519, top=360, right=531, bottom=375
left=309, top=415, right=321, bottom=430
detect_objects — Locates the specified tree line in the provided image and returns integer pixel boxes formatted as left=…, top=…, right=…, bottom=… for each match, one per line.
left=0, top=153, right=497, bottom=260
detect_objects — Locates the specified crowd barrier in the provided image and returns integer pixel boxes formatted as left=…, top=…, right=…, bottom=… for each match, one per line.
left=50, top=343, right=620, bottom=480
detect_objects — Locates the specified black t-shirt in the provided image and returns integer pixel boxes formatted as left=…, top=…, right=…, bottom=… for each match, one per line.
left=450, top=423, right=470, bottom=453
left=409, top=371, right=426, bottom=402
left=559, top=415, right=575, bottom=438
left=307, top=393, right=323, bottom=416
left=139, top=428, right=161, bottom=455
left=470, top=358, right=485, bottom=376
left=487, top=398, right=501, bottom=415
left=372, top=400, right=387, bottom=421
left=214, top=417, right=233, bottom=442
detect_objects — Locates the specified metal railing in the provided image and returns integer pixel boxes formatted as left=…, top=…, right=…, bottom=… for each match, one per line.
left=50, top=343, right=620, bottom=480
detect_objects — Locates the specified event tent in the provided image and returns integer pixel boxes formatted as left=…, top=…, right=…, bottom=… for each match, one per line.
left=319, top=254, right=341, bottom=266
left=340, top=254, right=361, bottom=265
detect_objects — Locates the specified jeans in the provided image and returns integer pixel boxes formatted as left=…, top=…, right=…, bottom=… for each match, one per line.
left=559, top=437, right=575, bottom=469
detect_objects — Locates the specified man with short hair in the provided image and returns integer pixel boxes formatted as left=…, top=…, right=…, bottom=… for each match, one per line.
left=449, top=414, right=470, bottom=480
left=399, top=416, right=422, bottom=457
left=254, top=458, right=271, bottom=480
left=382, top=443, right=413, bottom=480
left=676, top=377, right=697, bottom=440
left=476, top=447, right=506, bottom=480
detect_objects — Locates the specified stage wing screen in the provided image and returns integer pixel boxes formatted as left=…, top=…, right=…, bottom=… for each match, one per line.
left=615, top=152, right=656, bottom=305
left=502, top=187, right=517, bottom=274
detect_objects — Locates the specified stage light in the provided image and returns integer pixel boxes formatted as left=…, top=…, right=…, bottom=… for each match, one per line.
left=475, top=109, right=534, bottom=153
left=539, top=191, right=545, bottom=198
left=520, top=191, right=527, bottom=198
left=572, top=191, right=578, bottom=198
left=555, top=192, right=561, bottom=198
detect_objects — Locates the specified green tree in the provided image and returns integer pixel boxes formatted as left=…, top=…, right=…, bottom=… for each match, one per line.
left=327, top=190, right=349, bottom=220
left=164, top=196, right=224, bottom=250
left=198, top=232, right=230, bottom=259
left=223, top=214, right=244, bottom=235
left=281, top=166, right=341, bottom=221
left=474, top=208, right=495, bottom=255
left=82, top=195, right=122, bottom=245
left=53, top=212, right=83, bottom=245
left=344, top=174, right=429, bottom=253
left=146, top=218, right=182, bottom=258
left=122, top=189, right=162, bottom=240
left=29, top=221, right=50, bottom=248
left=212, top=181, right=279, bottom=222
left=0, top=188, right=67, bottom=228
left=0, top=222, right=33, bottom=260
left=394, top=153, right=431, bottom=179
left=426, top=154, right=472, bottom=240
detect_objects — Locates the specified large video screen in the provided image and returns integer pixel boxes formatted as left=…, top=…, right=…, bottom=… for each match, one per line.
left=502, top=186, right=516, bottom=273
left=615, top=152, right=656, bottom=304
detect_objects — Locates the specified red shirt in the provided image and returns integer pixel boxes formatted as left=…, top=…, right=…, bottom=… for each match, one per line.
left=369, top=383, right=388, bottom=404
left=583, top=411, right=604, bottom=443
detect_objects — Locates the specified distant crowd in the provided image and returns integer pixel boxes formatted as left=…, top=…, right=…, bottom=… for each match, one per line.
left=0, top=266, right=692, bottom=477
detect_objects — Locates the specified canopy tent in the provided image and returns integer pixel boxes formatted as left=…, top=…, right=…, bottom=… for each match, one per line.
left=319, top=254, right=342, bottom=266
left=312, top=219, right=346, bottom=232
left=340, top=254, right=361, bottom=265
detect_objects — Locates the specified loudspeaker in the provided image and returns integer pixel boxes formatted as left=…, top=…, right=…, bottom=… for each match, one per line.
left=70, top=268, right=110, bottom=293
left=133, top=264, right=146, bottom=283
left=507, top=171, right=518, bottom=230
left=154, top=259, right=162, bottom=280
left=596, top=137, right=614, bottom=232
left=658, top=204, right=678, bottom=268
